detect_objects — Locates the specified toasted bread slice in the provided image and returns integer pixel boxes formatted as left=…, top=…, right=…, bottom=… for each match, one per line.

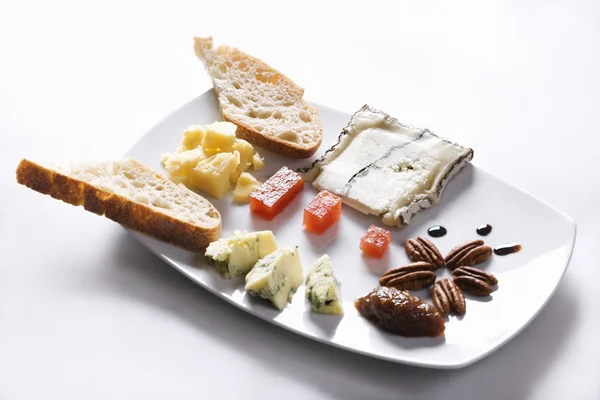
left=16, top=157, right=221, bottom=251
left=194, top=36, right=323, bottom=158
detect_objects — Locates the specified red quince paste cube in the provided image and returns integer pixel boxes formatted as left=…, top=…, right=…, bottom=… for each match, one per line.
left=303, top=190, right=342, bottom=234
left=249, top=166, right=304, bottom=220
left=360, top=225, right=392, bottom=258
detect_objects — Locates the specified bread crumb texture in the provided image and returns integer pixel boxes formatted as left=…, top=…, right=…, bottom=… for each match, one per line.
left=194, top=37, right=323, bottom=158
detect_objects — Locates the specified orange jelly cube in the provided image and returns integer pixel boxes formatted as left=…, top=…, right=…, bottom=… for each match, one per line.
left=303, top=190, right=342, bottom=234
left=249, top=166, right=304, bottom=220
left=360, top=225, right=392, bottom=258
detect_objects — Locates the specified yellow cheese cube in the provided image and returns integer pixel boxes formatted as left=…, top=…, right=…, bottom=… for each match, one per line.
left=232, top=172, right=261, bottom=203
left=163, top=148, right=207, bottom=178
left=256, top=231, right=278, bottom=258
left=232, top=139, right=254, bottom=165
left=181, top=125, right=206, bottom=151
left=160, top=153, right=172, bottom=168
left=202, top=122, right=237, bottom=154
left=230, top=139, right=255, bottom=183
left=189, top=151, right=240, bottom=199
left=252, top=152, right=265, bottom=171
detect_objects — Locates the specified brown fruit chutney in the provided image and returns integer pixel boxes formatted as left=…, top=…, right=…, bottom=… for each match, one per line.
left=355, top=287, right=445, bottom=337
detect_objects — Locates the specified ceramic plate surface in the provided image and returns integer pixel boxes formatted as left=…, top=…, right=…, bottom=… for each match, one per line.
left=125, top=90, right=576, bottom=369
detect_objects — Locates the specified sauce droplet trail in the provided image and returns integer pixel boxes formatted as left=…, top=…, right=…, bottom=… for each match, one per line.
left=427, top=225, right=447, bottom=238
left=476, top=224, right=493, bottom=236
left=494, top=243, right=522, bottom=256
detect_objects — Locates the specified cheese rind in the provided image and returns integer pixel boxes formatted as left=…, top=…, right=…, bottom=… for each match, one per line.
left=305, top=255, right=343, bottom=315
left=304, top=106, right=473, bottom=226
left=205, top=230, right=278, bottom=278
left=245, top=247, right=303, bottom=310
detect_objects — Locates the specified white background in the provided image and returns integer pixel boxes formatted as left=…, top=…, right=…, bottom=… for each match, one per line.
left=1, top=0, right=599, bottom=399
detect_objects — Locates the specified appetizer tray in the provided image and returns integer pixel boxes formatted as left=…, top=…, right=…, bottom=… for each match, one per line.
left=125, top=90, right=576, bottom=369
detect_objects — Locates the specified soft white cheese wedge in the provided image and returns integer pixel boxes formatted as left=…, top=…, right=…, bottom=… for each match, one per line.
left=245, top=247, right=303, bottom=310
left=205, top=230, right=278, bottom=278
left=305, top=255, right=343, bottom=315
left=304, top=106, right=473, bottom=226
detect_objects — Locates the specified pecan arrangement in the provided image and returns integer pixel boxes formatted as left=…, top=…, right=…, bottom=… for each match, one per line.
left=379, top=237, right=499, bottom=318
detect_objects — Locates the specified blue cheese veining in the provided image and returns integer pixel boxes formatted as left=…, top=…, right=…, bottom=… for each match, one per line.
left=245, top=247, right=303, bottom=310
left=304, top=106, right=473, bottom=226
left=205, top=230, right=278, bottom=278
left=305, top=255, right=343, bottom=315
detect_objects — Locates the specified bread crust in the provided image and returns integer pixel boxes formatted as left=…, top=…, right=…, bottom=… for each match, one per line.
left=223, top=113, right=322, bottom=158
left=16, top=159, right=221, bottom=252
left=194, top=37, right=304, bottom=101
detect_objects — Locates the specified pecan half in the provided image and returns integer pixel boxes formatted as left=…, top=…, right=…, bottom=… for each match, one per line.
left=451, top=266, right=498, bottom=285
left=452, top=266, right=498, bottom=296
left=432, top=279, right=466, bottom=316
left=431, top=282, right=450, bottom=317
left=453, top=277, right=493, bottom=296
left=379, top=261, right=437, bottom=290
left=404, top=237, right=445, bottom=268
left=445, top=240, right=492, bottom=270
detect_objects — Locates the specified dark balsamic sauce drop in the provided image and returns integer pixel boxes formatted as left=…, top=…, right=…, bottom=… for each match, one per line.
left=494, top=243, right=522, bottom=256
left=476, top=224, right=493, bottom=236
left=427, top=225, right=447, bottom=238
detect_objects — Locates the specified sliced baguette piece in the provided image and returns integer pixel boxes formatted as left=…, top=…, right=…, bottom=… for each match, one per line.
left=16, top=157, right=221, bottom=251
left=194, top=36, right=323, bottom=158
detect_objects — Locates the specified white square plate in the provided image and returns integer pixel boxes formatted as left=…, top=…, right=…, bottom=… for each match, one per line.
left=125, top=90, right=576, bottom=369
